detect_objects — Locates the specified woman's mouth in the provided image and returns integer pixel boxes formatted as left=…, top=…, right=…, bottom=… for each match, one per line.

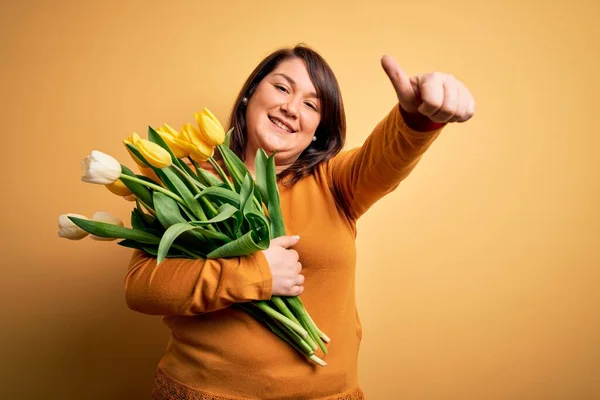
left=269, top=116, right=295, bottom=134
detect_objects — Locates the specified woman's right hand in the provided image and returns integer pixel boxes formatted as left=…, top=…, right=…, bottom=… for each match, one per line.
left=262, top=235, right=304, bottom=296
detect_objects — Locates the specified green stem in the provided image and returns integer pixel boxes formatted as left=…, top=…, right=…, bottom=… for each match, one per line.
left=171, top=164, right=206, bottom=192
left=286, top=297, right=327, bottom=354
left=271, top=297, right=317, bottom=351
left=237, top=303, right=313, bottom=356
left=119, top=174, right=184, bottom=204
left=209, top=157, right=234, bottom=191
left=253, top=301, right=308, bottom=339
left=187, top=156, right=202, bottom=180
left=272, top=319, right=314, bottom=355
left=291, top=297, right=330, bottom=342
left=135, top=198, right=156, bottom=217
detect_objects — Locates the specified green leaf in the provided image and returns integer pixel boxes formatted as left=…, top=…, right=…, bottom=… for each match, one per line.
left=118, top=239, right=193, bottom=258
left=206, top=227, right=269, bottom=258
left=223, top=127, right=232, bottom=147
left=187, top=157, right=222, bottom=187
left=198, top=167, right=223, bottom=187
left=239, top=173, right=255, bottom=213
left=121, top=165, right=154, bottom=208
left=256, top=149, right=286, bottom=238
left=68, top=217, right=160, bottom=244
left=154, top=192, right=210, bottom=246
left=157, top=222, right=196, bottom=264
left=189, top=226, right=231, bottom=242
left=245, top=212, right=271, bottom=246
left=194, top=186, right=241, bottom=209
left=217, top=143, right=250, bottom=193
left=207, top=206, right=270, bottom=258
left=178, top=203, right=196, bottom=221
left=153, top=191, right=187, bottom=228
left=161, top=168, right=206, bottom=221
left=131, top=209, right=146, bottom=230
left=188, top=203, right=240, bottom=225
left=117, top=239, right=144, bottom=250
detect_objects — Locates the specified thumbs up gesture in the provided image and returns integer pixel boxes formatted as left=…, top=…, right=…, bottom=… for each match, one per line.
left=381, top=55, right=475, bottom=124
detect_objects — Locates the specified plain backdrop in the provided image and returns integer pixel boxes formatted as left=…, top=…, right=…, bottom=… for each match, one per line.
left=1, top=0, right=599, bottom=399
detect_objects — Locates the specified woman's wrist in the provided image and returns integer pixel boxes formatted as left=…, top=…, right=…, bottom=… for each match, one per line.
left=399, top=105, right=446, bottom=132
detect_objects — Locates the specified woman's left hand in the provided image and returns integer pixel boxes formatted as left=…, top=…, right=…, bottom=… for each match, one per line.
left=381, top=55, right=475, bottom=124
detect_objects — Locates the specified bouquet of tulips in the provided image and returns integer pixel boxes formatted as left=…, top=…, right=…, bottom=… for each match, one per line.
left=58, top=108, right=330, bottom=366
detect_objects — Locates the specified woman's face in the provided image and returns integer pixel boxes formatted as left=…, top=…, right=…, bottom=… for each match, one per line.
left=244, top=58, right=321, bottom=167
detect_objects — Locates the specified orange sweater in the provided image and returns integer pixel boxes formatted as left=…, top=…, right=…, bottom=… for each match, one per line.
left=125, top=104, right=443, bottom=399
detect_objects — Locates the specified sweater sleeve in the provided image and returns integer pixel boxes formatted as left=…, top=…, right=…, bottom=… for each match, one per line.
left=327, top=103, right=444, bottom=220
left=124, top=250, right=273, bottom=316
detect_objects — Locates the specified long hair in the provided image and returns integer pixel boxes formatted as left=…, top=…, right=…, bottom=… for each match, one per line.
left=227, top=44, right=346, bottom=186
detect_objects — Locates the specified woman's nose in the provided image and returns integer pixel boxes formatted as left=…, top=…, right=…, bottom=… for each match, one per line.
left=281, top=99, right=299, bottom=117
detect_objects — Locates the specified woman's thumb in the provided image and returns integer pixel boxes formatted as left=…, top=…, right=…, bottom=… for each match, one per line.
left=270, top=235, right=300, bottom=248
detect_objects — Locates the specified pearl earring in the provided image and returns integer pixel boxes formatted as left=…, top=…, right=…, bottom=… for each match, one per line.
left=312, top=136, right=317, bottom=142
left=242, top=97, right=248, bottom=105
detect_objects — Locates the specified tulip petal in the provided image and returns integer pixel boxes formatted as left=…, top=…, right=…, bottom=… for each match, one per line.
left=158, top=131, right=189, bottom=159
left=136, top=138, right=172, bottom=168
left=197, top=109, right=225, bottom=146
left=81, top=150, right=122, bottom=185
left=90, top=211, right=125, bottom=241
left=106, top=179, right=133, bottom=197
left=58, top=213, right=90, bottom=240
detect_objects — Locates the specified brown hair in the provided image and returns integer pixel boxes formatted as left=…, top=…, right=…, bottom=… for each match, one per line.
left=227, top=44, right=346, bottom=186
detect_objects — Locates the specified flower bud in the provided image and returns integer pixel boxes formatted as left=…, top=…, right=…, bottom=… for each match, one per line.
left=133, top=134, right=172, bottom=168
left=89, top=211, right=124, bottom=241
left=123, top=133, right=147, bottom=167
left=195, top=108, right=225, bottom=146
left=156, top=128, right=189, bottom=159
left=105, top=179, right=132, bottom=197
left=81, top=150, right=121, bottom=185
left=58, top=213, right=89, bottom=240
left=138, top=166, right=161, bottom=183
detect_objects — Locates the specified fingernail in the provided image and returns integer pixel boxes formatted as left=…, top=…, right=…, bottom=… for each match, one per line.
left=293, top=235, right=300, bottom=240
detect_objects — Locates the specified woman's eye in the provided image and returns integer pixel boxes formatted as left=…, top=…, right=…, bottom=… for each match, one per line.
left=305, top=102, right=318, bottom=111
left=275, top=85, right=288, bottom=93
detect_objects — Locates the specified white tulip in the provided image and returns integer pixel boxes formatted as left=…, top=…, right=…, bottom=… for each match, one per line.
left=58, top=213, right=89, bottom=240
left=81, top=150, right=122, bottom=185
left=89, top=211, right=124, bottom=241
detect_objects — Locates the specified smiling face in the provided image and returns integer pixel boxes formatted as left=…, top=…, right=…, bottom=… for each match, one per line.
left=244, top=58, right=321, bottom=168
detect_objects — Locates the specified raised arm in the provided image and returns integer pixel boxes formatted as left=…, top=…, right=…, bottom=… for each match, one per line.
left=328, top=55, right=475, bottom=220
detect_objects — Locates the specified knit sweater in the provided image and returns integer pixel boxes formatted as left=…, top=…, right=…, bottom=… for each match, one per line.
left=124, top=104, right=443, bottom=399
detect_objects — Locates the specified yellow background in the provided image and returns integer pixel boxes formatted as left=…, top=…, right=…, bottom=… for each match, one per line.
left=2, top=0, right=599, bottom=398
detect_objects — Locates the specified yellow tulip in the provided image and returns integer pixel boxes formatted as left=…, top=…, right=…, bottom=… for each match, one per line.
left=184, top=138, right=214, bottom=162
left=123, top=133, right=146, bottom=167
left=123, top=194, right=136, bottom=202
left=180, top=123, right=201, bottom=144
left=157, top=129, right=189, bottom=159
left=195, top=108, right=225, bottom=146
left=157, top=123, right=179, bottom=137
left=105, top=179, right=132, bottom=197
left=133, top=134, right=172, bottom=168
left=138, top=166, right=161, bottom=183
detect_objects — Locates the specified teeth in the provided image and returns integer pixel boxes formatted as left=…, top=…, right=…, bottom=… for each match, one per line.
left=270, top=117, right=292, bottom=133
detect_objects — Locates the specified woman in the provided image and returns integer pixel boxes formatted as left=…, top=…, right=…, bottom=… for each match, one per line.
left=125, top=44, right=475, bottom=399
